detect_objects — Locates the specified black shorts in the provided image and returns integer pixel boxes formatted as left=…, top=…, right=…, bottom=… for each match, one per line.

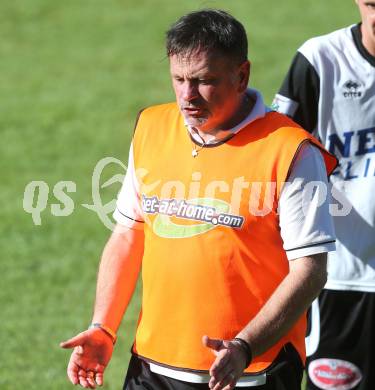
left=305, top=289, right=375, bottom=390
left=123, top=344, right=303, bottom=390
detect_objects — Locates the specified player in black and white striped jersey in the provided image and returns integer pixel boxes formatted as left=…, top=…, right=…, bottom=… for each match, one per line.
left=273, top=1, right=375, bottom=389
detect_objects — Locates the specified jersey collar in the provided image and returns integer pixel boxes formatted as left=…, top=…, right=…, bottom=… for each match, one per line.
left=351, top=23, right=375, bottom=67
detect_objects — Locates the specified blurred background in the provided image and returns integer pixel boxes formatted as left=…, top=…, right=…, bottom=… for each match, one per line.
left=0, top=1, right=358, bottom=389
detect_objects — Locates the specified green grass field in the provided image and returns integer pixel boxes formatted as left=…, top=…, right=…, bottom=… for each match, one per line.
left=1, top=1, right=358, bottom=389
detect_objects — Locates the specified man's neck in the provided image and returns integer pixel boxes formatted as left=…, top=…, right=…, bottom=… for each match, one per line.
left=194, top=94, right=255, bottom=142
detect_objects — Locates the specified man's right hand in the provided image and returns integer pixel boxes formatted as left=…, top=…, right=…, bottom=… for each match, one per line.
left=60, top=328, right=114, bottom=388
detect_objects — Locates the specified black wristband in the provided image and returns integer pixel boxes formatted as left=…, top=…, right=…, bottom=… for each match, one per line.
left=233, top=337, right=252, bottom=367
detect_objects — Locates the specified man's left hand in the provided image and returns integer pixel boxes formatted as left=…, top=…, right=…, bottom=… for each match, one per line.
left=202, top=335, right=248, bottom=390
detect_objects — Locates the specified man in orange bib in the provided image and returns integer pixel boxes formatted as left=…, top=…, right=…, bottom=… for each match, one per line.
left=61, top=9, right=337, bottom=390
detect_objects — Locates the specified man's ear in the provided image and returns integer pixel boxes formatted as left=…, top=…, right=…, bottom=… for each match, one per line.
left=238, top=60, right=251, bottom=93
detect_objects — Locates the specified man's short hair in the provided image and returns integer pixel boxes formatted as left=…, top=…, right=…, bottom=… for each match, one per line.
left=166, top=9, right=248, bottom=64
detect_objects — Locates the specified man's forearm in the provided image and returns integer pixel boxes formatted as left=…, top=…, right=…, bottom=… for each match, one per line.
left=91, top=224, right=144, bottom=332
left=236, top=253, right=327, bottom=357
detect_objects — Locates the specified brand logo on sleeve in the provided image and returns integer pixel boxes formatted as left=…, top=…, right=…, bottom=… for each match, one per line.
left=308, top=358, right=362, bottom=390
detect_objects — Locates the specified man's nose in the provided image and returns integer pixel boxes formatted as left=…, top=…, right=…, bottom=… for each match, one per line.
left=181, top=81, right=199, bottom=101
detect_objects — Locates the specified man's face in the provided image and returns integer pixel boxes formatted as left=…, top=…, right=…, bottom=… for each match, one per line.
left=356, top=0, right=375, bottom=54
left=170, top=50, right=250, bottom=133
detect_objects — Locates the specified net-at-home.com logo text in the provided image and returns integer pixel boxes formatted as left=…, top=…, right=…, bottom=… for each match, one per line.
left=142, top=195, right=244, bottom=238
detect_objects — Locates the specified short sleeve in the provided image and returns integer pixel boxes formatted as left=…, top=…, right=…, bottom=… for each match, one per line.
left=279, top=143, right=336, bottom=260
left=113, top=143, right=145, bottom=230
left=273, top=51, right=320, bottom=134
